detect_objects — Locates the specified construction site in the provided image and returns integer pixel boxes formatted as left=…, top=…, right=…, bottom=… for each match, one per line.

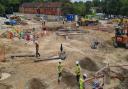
left=0, top=1, right=128, bottom=89
left=0, top=13, right=127, bottom=89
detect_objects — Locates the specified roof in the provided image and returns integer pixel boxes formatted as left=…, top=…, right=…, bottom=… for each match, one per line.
left=21, top=2, right=42, bottom=8
left=20, top=2, right=63, bottom=8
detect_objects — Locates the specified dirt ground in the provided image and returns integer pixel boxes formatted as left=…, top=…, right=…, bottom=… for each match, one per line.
left=0, top=18, right=128, bottom=89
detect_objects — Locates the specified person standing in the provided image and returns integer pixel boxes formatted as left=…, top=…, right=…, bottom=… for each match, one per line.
left=63, top=19, right=65, bottom=24
left=35, top=41, right=40, bottom=58
left=57, top=59, right=63, bottom=84
left=75, top=61, right=81, bottom=82
left=44, top=20, right=46, bottom=26
left=60, top=44, right=63, bottom=52
left=26, top=33, right=30, bottom=41
left=32, top=28, right=35, bottom=32
left=19, top=31, right=23, bottom=39
left=42, top=20, right=46, bottom=26
left=79, top=76, right=84, bottom=89
left=44, top=27, right=47, bottom=35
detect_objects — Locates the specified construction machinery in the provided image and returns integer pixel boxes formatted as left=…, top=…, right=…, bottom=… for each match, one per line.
left=113, top=23, right=128, bottom=48
left=78, top=17, right=99, bottom=26
left=112, top=18, right=128, bottom=23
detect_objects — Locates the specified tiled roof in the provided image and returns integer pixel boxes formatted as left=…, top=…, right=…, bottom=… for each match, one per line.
left=20, top=2, right=63, bottom=8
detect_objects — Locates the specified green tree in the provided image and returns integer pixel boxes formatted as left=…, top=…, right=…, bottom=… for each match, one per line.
left=0, top=0, right=127, bottom=16
left=0, top=3, right=5, bottom=14
left=62, top=2, right=74, bottom=15
left=120, top=0, right=128, bottom=16
left=45, top=0, right=70, bottom=2
left=72, top=2, right=86, bottom=16
left=93, top=0, right=100, bottom=7
left=101, top=0, right=123, bottom=16
left=85, top=1, right=93, bottom=15
left=92, top=0, right=102, bottom=13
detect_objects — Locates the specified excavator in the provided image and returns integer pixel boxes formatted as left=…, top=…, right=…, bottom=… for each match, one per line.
left=113, top=20, right=128, bottom=49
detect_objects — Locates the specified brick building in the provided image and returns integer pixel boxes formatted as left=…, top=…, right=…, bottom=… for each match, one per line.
left=19, top=2, right=63, bottom=15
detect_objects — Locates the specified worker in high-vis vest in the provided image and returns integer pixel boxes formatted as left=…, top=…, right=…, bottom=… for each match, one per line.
left=57, top=59, right=63, bottom=84
left=79, top=75, right=84, bottom=89
left=19, top=31, right=24, bottom=39
left=75, top=61, right=81, bottom=82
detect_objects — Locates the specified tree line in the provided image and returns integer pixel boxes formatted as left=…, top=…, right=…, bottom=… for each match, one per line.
left=0, top=0, right=128, bottom=16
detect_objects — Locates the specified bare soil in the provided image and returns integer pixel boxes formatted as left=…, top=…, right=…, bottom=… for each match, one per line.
left=0, top=18, right=127, bottom=89
left=62, top=69, right=78, bottom=88
left=28, top=78, right=47, bottom=89
left=79, top=57, right=99, bottom=71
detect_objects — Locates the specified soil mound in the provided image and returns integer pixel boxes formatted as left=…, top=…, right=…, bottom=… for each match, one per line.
left=79, top=57, right=99, bottom=71
left=28, top=78, right=47, bottom=89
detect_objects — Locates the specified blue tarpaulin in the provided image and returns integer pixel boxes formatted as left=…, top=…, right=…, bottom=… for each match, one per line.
left=66, top=14, right=75, bottom=21
left=5, top=20, right=17, bottom=25
left=10, top=20, right=17, bottom=25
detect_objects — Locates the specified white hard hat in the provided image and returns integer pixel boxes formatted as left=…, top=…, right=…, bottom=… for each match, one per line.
left=83, top=73, right=87, bottom=78
left=76, top=61, right=79, bottom=64
left=59, top=59, right=62, bottom=63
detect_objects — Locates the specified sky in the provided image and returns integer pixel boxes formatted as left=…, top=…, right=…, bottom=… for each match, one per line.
left=71, top=0, right=92, bottom=2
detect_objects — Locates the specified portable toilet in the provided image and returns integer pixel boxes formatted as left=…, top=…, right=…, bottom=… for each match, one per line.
left=74, top=15, right=79, bottom=21
left=66, top=14, right=75, bottom=21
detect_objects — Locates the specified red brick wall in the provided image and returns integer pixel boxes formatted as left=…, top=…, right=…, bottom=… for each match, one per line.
left=19, top=7, right=63, bottom=15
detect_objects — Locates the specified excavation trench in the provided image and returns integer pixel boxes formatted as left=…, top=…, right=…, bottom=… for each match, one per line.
left=28, top=78, right=48, bottom=89
left=79, top=57, right=99, bottom=72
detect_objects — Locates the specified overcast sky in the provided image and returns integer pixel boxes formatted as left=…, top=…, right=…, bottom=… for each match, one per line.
left=71, top=0, right=92, bottom=2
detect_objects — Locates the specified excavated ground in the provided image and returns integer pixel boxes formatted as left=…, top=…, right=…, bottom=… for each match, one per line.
left=0, top=20, right=128, bottom=89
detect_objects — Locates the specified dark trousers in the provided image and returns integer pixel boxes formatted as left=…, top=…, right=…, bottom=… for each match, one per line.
left=58, top=72, right=62, bottom=83
left=36, top=51, right=40, bottom=57
left=76, top=75, right=80, bottom=82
